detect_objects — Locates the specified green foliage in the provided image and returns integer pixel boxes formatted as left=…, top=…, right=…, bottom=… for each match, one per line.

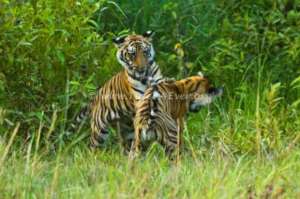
left=0, top=0, right=300, bottom=191
left=0, top=0, right=300, bottom=197
left=0, top=0, right=299, bottom=149
left=1, top=0, right=108, bottom=109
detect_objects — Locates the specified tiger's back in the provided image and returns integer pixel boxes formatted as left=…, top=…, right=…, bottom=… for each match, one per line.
left=133, top=74, right=223, bottom=155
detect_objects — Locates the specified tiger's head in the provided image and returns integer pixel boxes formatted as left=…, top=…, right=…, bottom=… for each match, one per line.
left=179, top=72, right=223, bottom=112
left=113, top=31, right=155, bottom=75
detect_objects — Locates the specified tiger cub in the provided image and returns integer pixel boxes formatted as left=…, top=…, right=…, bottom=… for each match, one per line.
left=132, top=72, right=223, bottom=156
left=75, top=31, right=163, bottom=150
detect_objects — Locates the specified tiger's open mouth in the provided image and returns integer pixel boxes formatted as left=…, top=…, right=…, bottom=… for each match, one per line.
left=208, top=87, right=223, bottom=96
left=135, top=67, right=147, bottom=73
left=189, top=87, right=223, bottom=112
left=131, top=66, right=151, bottom=81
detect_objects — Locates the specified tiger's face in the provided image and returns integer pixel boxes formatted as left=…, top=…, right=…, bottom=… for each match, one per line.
left=182, top=73, right=223, bottom=112
left=113, top=31, right=155, bottom=74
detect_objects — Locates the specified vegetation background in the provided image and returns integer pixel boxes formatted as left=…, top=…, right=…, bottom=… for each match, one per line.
left=0, top=0, right=300, bottom=198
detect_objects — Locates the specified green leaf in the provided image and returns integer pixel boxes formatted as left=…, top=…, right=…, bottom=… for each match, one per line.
left=56, top=50, right=65, bottom=64
left=292, top=99, right=300, bottom=108
left=88, top=19, right=99, bottom=30
left=291, top=76, right=300, bottom=87
left=17, top=41, right=32, bottom=47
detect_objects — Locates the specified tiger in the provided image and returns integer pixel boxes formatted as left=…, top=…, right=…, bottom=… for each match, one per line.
left=131, top=72, right=223, bottom=157
left=74, top=31, right=164, bottom=151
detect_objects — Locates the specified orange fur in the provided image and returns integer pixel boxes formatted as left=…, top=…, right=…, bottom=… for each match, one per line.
left=132, top=75, right=221, bottom=157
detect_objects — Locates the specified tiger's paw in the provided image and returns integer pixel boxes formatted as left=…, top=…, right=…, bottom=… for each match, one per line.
left=128, top=150, right=139, bottom=161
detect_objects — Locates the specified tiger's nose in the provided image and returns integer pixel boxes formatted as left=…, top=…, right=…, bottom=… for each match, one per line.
left=137, top=57, right=153, bottom=67
left=148, top=60, right=154, bottom=65
left=137, top=68, right=144, bottom=72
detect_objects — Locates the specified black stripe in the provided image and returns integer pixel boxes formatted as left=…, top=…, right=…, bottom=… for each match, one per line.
left=151, top=64, right=159, bottom=76
left=155, top=78, right=163, bottom=83
left=120, top=51, right=126, bottom=63
left=123, top=100, right=130, bottom=113
left=152, top=98, right=159, bottom=112
left=131, top=86, right=144, bottom=95
left=115, top=95, right=122, bottom=110
left=127, top=70, right=136, bottom=79
left=120, top=50, right=132, bottom=70
left=150, top=114, right=156, bottom=119
left=141, top=77, right=147, bottom=85
left=173, top=84, right=180, bottom=94
left=185, top=79, right=192, bottom=84
left=160, top=85, right=168, bottom=95
left=191, top=81, right=201, bottom=93
left=95, top=113, right=101, bottom=130
left=152, top=84, right=158, bottom=90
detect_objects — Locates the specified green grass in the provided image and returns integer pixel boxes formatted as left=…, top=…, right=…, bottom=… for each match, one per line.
left=1, top=99, right=300, bottom=198
left=1, top=136, right=300, bottom=198
left=1, top=0, right=300, bottom=198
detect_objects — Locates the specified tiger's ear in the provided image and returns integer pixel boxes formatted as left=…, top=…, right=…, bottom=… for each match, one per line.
left=112, top=36, right=126, bottom=48
left=142, top=30, right=155, bottom=39
left=197, top=71, right=204, bottom=78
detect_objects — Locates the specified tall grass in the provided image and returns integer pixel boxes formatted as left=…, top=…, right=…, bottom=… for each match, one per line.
left=1, top=122, right=300, bottom=198
left=0, top=0, right=300, bottom=198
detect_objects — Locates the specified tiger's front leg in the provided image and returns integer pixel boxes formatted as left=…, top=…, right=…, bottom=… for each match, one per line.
left=162, top=122, right=180, bottom=159
left=177, top=117, right=185, bottom=149
left=90, top=119, right=110, bottom=148
left=128, top=126, right=142, bottom=160
left=174, top=117, right=185, bottom=162
left=90, top=104, right=115, bottom=148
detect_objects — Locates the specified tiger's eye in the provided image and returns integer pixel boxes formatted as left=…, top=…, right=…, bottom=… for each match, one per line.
left=129, top=51, right=136, bottom=58
left=127, top=46, right=136, bottom=55
left=143, top=48, right=150, bottom=57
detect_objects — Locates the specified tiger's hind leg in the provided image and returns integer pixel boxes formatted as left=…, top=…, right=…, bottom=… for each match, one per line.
left=116, top=120, right=135, bottom=154
left=159, top=118, right=179, bottom=160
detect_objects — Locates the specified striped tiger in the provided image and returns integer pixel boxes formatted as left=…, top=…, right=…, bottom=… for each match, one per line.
left=131, top=72, right=223, bottom=157
left=74, top=31, right=164, bottom=150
